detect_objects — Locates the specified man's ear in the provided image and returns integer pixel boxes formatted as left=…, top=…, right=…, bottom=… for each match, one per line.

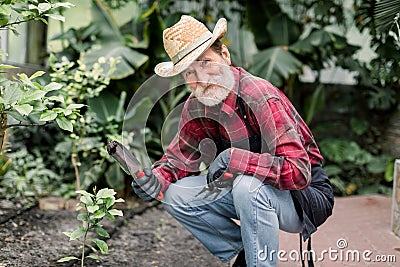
left=221, top=44, right=231, bottom=65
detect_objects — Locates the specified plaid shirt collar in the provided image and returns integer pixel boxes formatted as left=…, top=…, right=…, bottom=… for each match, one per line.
left=202, top=66, right=241, bottom=118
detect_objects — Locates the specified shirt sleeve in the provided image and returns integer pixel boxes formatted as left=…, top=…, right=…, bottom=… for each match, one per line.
left=152, top=107, right=213, bottom=192
left=228, top=97, right=311, bottom=190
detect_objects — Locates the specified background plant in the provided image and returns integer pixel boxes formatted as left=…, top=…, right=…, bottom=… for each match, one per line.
left=0, top=145, right=61, bottom=200
left=58, top=187, right=124, bottom=265
left=46, top=53, right=134, bottom=192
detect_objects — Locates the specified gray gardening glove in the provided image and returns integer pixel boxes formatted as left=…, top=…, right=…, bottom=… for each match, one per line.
left=131, top=167, right=162, bottom=202
left=206, top=149, right=233, bottom=190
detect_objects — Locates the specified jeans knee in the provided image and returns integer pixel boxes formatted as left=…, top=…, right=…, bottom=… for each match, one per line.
left=162, top=202, right=191, bottom=221
left=232, top=175, right=262, bottom=201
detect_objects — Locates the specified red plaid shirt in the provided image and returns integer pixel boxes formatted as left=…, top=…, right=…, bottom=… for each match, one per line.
left=153, top=67, right=323, bottom=192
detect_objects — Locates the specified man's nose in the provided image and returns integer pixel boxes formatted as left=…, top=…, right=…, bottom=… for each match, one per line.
left=195, top=69, right=209, bottom=87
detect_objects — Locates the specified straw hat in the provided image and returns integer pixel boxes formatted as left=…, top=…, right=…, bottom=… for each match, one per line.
left=154, top=15, right=227, bottom=77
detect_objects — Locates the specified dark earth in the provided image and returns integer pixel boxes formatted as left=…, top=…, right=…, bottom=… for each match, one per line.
left=0, top=198, right=227, bottom=267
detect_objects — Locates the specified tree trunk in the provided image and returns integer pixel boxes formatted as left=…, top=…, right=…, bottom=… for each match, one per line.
left=0, top=112, right=7, bottom=155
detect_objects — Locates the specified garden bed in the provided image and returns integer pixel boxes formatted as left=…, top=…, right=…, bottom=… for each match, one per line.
left=0, top=199, right=226, bottom=267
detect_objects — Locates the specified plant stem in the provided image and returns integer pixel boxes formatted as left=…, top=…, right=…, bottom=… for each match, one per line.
left=81, top=211, right=90, bottom=267
left=6, top=122, right=49, bottom=128
left=71, top=143, right=81, bottom=195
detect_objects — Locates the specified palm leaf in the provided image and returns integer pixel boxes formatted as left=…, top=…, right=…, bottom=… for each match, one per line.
left=249, top=47, right=302, bottom=87
left=81, top=0, right=148, bottom=79
left=373, top=0, right=400, bottom=33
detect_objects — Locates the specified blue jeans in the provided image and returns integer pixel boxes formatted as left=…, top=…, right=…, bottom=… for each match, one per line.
left=162, top=174, right=302, bottom=266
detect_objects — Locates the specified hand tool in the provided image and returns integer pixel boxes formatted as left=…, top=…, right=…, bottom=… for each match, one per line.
left=194, top=171, right=236, bottom=200
left=107, top=140, right=163, bottom=200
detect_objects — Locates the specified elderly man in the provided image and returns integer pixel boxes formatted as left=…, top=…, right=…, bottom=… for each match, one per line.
left=131, top=15, right=334, bottom=267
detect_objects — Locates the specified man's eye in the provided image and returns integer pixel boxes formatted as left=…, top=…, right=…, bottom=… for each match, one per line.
left=200, top=60, right=210, bottom=67
left=184, top=71, right=194, bottom=79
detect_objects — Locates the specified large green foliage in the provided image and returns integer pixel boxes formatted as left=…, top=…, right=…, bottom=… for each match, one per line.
left=81, top=0, right=149, bottom=79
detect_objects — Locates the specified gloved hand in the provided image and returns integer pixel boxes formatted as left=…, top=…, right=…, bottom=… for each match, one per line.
left=206, top=148, right=232, bottom=189
left=131, top=167, right=162, bottom=202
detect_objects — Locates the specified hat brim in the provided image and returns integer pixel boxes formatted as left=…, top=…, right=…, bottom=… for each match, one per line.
left=155, top=18, right=227, bottom=78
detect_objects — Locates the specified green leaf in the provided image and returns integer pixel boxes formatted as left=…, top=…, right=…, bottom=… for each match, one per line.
left=48, top=95, right=64, bottom=102
left=373, top=0, right=400, bottom=33
left=96, top=188, right=116, bottom=199
left=44, top=82, right=62, bottom=91
left=305, top=84, right=325, bottom=124
left=70, top=226, right=86, bottom=241
left=62, top=231, right=73, bottom=238
left=350, top=118, right=369, bottom=135
left=66, top=104, right=85, bottom=109
left=5, top=110, right=28, bottom=122
left=57, top=256, right=79, bottom=262
left=319, top=139, right=372, bottom=165
left=77, top=213, right=88, bottom=222
left=3, top=82, right=24, bottom=104
left=323, top=165, right=343, bottom=177
left=330, top=178, right=347, bottom=194
left=0, top=64, right=18, bottom=70
left=29, top=71, right=46, bottom=80
left=81, top=1, right=148, bottom=79
left=105, top=213, right=115, bottom=221
left=80, top=195, right=93, bottom=205
left=86, top=254, right=100, bottom=260
left=87, top=205, right=99, bottom=213
left=54, top=2, right=76, bottom=9
left=87, top=244, right=98, bottom=253
left=38, top=3, right=51, bottom=13
left=88, top=90, right=120, bottom=123
left=95, top=226, right=110, bottom=238
left=63, top=108, right=72, bottom=116
left=108, top=209, right=123, bottom=217
left=249, top=47, right=302, bottom=87
left=14, top=104, right=33, bottom=116
left=92, top=238, right=108, bottom=254
left=385, top=160, right=395, bottom=182
left=56, top=116, right=73, bottom=132
left=76, top=190, right=94, bottom=197
left=39, top=110, right=58, bottom=121
left=124, top=97, right=153, bottom=131
left=0, top=5, right=12, bottom=17
left=0, top=97, right=8, bottom=105
left=266, top=13, right=300, bottom=46
left=17, top=73, right=35, bottom=88
left=366, top=155, right=390, bottom=174
left=45, top=14, right=65, bottom=22
left=18, top=90, right=47, bottom=104
left=93, top=210, right=106, bottom=219
left=105, top=197, right=115, bottom=210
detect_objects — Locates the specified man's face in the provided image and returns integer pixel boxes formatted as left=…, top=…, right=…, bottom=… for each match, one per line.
left=182, top=46, right=234, bottom=106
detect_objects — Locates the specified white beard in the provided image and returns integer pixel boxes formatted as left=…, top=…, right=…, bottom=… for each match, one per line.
left=192, top=65, right=235, bottom=107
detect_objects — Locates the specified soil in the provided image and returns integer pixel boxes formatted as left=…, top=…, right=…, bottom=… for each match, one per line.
left=0, top=199, right=227, bottom=267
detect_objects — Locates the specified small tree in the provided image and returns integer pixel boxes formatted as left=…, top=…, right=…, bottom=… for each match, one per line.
left=0, top=0, right=80, bottom=154
left=58, top=187, right=124, bottom=266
